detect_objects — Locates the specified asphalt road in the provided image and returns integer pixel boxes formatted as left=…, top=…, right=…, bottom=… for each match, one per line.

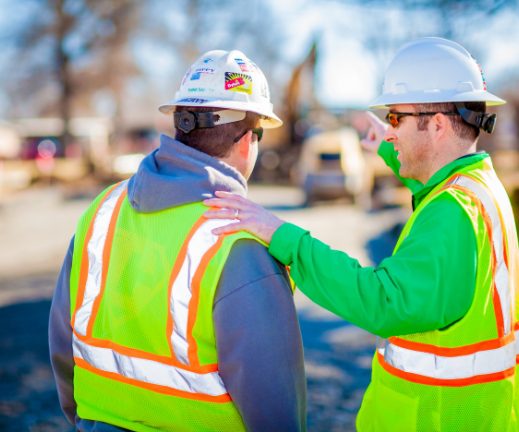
left=0, top=183, right=409, bottom=431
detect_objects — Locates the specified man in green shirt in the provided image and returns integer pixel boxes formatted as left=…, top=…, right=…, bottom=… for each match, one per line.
left=204, top=37, right=519, bottom=431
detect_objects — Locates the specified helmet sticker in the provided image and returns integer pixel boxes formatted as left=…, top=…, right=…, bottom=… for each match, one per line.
left=202, top=57, right=213, bottom=64
left=235, top=58, right=251, bottom=72
left=225, top=72, right=253, bottom=94
left=190, top=67, right=215, bottom=81
left=477, top=64, right=487, bottom=90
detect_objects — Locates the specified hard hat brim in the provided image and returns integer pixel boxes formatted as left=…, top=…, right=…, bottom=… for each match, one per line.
left=158, top=99, right=283, bottom=129
left=369, top=90, right=506, bottom=109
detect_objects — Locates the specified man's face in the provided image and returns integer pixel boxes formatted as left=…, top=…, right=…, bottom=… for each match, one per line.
left=384, top=104, right=434, bottom=183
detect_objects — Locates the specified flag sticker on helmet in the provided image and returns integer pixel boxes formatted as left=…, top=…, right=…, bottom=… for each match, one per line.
left=225, top=72, right=252, bottom=94
left=235, top=58, right=251, bottom=72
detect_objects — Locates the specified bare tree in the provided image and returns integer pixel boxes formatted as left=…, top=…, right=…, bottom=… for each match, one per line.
left=2, top=0, right=140, bottom=150
left=328, top=0, right=519, bottom=88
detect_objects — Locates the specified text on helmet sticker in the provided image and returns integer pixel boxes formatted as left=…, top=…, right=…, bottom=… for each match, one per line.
left=177, top=98, right=208, bottom=104
left=225, top=72, right=252, bottom=94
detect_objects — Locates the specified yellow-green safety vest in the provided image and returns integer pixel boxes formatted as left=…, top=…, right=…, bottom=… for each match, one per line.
left=357, top=159, right=519, bottom=431
left=69, top=180, right=260, bottom=431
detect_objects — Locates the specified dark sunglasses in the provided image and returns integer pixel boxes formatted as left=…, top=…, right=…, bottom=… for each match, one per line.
left=233, top=127, right=264, bottom=143
left=385, top=111, right=458, bottom=128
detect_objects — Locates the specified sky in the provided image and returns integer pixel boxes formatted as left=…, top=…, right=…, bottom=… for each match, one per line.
left=2, top=0, right=519, bottom=119
left=271, top=0, right=519, bottom=108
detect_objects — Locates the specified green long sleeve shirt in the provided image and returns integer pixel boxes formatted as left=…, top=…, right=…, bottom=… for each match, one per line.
left=270, top=142, right=486, bottom=338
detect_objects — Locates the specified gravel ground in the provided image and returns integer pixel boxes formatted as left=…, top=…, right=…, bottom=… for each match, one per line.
left=0, top=183, right=406, bottom=431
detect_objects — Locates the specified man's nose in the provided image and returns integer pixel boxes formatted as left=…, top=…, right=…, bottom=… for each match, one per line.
left=384, top=129, right=397, bottom=143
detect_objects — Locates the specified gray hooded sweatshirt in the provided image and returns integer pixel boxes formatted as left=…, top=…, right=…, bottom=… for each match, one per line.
left=49, top=134, right=307, bottom=431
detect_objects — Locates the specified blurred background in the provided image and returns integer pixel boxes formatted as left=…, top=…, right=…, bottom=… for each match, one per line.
left=0, top=0, right=518, bottom=430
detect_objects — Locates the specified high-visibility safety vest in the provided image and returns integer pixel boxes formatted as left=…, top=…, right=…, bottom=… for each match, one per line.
left=69, top=181, right=261, bottom=431
left=357, top=158, right=519, bottom=431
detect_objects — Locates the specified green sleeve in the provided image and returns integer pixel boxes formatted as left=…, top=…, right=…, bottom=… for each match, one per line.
left=269, top=194, right=477, bottom=337
left=378, top=140, right=423, bottom=194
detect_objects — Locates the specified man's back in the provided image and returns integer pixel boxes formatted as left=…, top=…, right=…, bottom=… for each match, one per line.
left=50, top=135, right=306, bottom=431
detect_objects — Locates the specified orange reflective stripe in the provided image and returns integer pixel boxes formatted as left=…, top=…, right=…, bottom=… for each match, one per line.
left=377, top=351, right=515, bottom=387
left=390, top=331, right=515, bottom=357
left=86, top=188, right=127, bottom=338
left=187, top=234, right=226, bottom=367
left=448, top=183, right=505, bottom=337
left=74, top=357, right=231, bottom=402
left=71, top=182, right=120, bottom=330
left=165, top=216, right=208, bottom=363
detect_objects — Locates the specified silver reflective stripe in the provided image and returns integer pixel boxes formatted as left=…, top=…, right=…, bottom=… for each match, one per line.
left=74, top=181, right=128, bottom=336
left=73, top=336, right=227, bottom=396
left=450, top=175, right=512, bottom=333
left=170, top=218, right=237, bottom=364
left=379, top=340, right=516, bottom=379
left=516, top=330, right=519, bottom=356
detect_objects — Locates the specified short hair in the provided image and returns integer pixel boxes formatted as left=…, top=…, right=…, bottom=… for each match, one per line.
left=174, top=106, right=260, bottom=157
left=415, top=102, right=486, bottom=142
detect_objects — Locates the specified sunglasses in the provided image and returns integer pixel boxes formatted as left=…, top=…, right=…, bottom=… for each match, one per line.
left=385, top=111, right=458, bottom=128
left=233, top=127, right=264, bottom=143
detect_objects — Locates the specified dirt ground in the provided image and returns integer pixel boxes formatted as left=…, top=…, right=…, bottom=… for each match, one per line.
left=0, top=182, right=406, bottom=431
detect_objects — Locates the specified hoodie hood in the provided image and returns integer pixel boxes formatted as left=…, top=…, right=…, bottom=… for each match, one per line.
left=127, top=134, right=247, bottom=212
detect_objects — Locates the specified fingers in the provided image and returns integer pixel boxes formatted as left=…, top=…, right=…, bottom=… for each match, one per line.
left=203, top=191, right=249, bottom=210
left=203, top=197, right=243, bottom=210
left=204, top=208, right=241, bottom=219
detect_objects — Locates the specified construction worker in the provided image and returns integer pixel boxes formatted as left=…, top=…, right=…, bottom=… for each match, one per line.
left=203, top=37, right=519, bottom=431
left=49, top=50, right=307, bottom=431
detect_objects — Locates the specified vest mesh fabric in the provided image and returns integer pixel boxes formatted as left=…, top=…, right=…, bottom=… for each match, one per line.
left=357, top=160, right=518, bottom=432
left=70, top=187, right=261, bottom=431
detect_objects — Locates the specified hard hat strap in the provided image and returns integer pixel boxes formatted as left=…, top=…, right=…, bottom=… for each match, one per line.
left=174, top=110, right=247, bottom=134
left=455, top=103, right=497, bottom=134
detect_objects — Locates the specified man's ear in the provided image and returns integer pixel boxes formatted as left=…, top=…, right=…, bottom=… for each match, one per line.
left=430, top=112, right=450, bottom=138
left=236, top=130, right=253, bottom=158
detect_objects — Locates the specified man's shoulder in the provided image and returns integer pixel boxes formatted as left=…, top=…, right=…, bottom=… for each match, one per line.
left=226, top=238, right=287, bottom=278
left=216, top=238, right=290, bottom=302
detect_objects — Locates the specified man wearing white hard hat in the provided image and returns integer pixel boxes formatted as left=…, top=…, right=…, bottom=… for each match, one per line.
left=203, top=38, right=519, bottom=431
left=49, top=50, right=306, bottom=431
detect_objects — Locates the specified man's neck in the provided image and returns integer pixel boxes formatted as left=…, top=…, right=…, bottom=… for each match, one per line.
left=422, top=139, right=477, bottom=184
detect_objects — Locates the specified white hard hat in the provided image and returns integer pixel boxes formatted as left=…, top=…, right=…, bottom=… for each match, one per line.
left=370, top=37, right=505, bottom=109
left=159, top=50, right=282, bottom=128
